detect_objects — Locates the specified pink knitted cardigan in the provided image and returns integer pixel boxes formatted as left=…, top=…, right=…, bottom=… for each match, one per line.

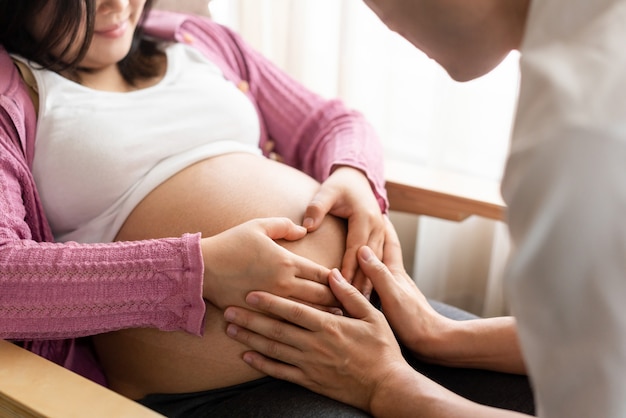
left=0, top=10, right=387, bottom=385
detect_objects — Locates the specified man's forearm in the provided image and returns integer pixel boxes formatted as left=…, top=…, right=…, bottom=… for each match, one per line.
left=417, top=316, right=526, bottom=375
left=369, top=363, right=530, bottom=417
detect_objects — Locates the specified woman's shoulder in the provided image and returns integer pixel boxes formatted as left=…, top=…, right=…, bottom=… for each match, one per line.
left=0, top=45, right=37, bottom=163
left=144, top=9, right=247, bottom=59
left=0, top=45, right=31, bottom=107
left=144, top=9, right=231, bottom=43
left=0, top=45, right=18, bottom=93
left=144, top=10, right=252, bottom=83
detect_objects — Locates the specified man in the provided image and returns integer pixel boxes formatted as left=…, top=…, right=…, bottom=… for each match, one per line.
left=225, top=1, right=626, bottom=416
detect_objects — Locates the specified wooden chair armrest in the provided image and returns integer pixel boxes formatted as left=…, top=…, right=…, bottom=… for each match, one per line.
left=0, top=340, right=163, bottom=418
left=385, top=158, right=506, bottom=222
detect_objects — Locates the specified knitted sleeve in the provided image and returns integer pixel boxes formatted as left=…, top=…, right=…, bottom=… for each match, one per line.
left=0, top=100, right=206, bottom=341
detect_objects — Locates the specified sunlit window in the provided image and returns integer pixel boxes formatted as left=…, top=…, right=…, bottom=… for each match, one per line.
left=210, top=0, right=520, bottom=182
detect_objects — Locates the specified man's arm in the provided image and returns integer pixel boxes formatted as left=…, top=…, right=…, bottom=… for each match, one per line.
left=362, top=0, right=530, bottom=81
left=223, top=220, right=529, bottom=416
left=364, top=220, right=525, bottom=374
left=223, top=269, right=528, bottom=417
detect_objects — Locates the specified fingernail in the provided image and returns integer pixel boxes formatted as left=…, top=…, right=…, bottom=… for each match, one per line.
left=303, top=217, right=314, bottom=229
left=226, top=324, right=238, bottom=337
left=224, top=308, right=236, bottom=322
left=331, top=268, right=347, bottom=284
left=246, top=293, right=260, bottom=306
left=242, top=352, right=254, bottom=364
left=331, top=307, right=344, bottom=316
left=359, top=246, right=375, bottom=261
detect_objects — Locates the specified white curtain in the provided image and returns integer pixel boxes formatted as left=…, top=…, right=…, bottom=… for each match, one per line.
left=210, top=0, right=520, bottom=316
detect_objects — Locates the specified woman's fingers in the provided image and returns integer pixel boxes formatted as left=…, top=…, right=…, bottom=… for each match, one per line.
left=288, top=251, right=331, bottom=285
left=258, top=217, right=308, bottom=241
left=302, top=187, right=335, bottom=231
left=260, top=217, right=333, bottom=287
left=380, top=216, right=405, bottom=270
left=345, top=220, right=385, bottom=296
left=341, top=221, right=366, bottom=283
left=289, top=278, right=340, bottom=307
left=350, top=270, right=373, bottom=300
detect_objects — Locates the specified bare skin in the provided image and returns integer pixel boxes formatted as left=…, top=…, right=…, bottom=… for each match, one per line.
left=92, top=153, right=348, bottom=399
left=223, top=219, right=530, bottom=417
left=218, top=2, right=536, bottom=415
left=23, top=0, right=385, bottom=401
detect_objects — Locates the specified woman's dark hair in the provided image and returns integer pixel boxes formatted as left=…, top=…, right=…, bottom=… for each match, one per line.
left=0, top=0, right=163, bottom=85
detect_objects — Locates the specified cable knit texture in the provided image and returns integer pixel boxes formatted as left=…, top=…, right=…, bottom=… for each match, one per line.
left=0, top=10, right=387, bottom=385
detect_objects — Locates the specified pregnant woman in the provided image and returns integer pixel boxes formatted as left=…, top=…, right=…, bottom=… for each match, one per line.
left=0, top=0, right=387, bottom=415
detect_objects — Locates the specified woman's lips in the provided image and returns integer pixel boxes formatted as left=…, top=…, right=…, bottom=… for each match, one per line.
left=94, top=20, right=129, bottom=39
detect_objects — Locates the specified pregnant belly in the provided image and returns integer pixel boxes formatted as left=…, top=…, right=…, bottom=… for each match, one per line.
left=91, top=153, right=347, bottom=399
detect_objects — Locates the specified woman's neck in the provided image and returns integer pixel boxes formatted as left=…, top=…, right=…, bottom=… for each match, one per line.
left=72, top=64, right=131, bottom=92
left=68, top=55, right=166, bottom=92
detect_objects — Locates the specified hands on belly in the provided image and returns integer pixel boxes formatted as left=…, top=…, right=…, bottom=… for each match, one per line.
left=200, top=217, right=341, bottom=312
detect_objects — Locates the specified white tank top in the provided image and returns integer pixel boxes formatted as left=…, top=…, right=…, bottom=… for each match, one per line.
left=18, top=43, right=261, bottom=243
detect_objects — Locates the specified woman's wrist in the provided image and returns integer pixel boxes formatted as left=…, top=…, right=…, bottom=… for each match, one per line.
left=199, top=236, right=218, bottom=303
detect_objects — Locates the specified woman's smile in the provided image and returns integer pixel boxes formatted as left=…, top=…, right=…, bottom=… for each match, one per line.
left=94, top=20, right=130, bottom=39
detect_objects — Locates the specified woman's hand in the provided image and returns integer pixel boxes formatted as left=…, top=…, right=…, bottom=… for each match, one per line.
left=200, top=217, right=336, bottom=311
left=302, top=166, right=385, bottom=297
left=224, top=268, right=409, bottom=414
left=223, top=216, right=447, bottom=365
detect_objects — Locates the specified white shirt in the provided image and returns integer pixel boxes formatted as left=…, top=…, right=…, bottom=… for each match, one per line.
left=502, top=0, right=626, bottom=416
left=25, top=43, right=261, bottom=243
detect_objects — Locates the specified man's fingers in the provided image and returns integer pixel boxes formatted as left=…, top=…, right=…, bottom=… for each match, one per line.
left=224, top=320, right=309, bottom=384
left=356, top=245, right=398, bottom=296
left=240, top=350, right=307, bottom=384
left=327, top=269, right=376, bottom=320
left=350, top=270, right=373, bottom=300
left=242, top=291, right=325, bottom=331
left=224, top=314, right=302, bottom=361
